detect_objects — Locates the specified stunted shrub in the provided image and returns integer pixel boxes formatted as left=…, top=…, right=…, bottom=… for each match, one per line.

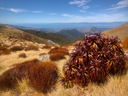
left=39, top=53, right=46, bottom=56
left=122, top=36, right=128, bottom=49
left=0, top=46, right=7, bottom=51
left=19, top=53, right=27, bottom=58
left=0, top=59, right=58, bottom=94
left=61, top=33, right=127, bottom=88
left=42, top=45, right=51, bottom=49
left=50, top=53, right=65, bottom=61
left=48, top=47, right=69, bottom=55
left=0, top=62, right=34, bottom=91
left=10, top=46, right=24, bottom=51
left=25, top=46, right=38, bottom=51
left=0, top=49, right=11, bottom=55
left=28, top=62, right=58, bottom=94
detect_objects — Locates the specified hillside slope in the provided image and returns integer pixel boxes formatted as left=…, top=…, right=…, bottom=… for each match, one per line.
left=57, top=29, right=84, bottom=39
left=0, top=24, right=57, bottom=45
left=101, top=23, right=128, bottom=41
left=20, top=29, right=72, bottom=45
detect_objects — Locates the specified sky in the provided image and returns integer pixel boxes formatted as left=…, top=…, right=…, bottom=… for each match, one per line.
left=0, top=0, right=128, bottom=24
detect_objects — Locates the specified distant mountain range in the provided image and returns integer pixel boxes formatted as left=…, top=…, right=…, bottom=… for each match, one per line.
left=1, top=22, right=128, bottom=46
left=57, top=29, right=84, bottom=39
left=79, top=27, right=102, bottom=33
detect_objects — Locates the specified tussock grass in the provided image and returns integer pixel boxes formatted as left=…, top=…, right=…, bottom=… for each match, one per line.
left=42, top=45, right=51, bottom=49
left=123, top=36, right=128, bottom=49
left=48, top=47, right=69, bottom=55
left=50, top=53, right=65, bottom=61
left=0, top=49, right=11, bottom=55
left=0, top=46, right=7, bottom=51
left=18, top=53, right=27, bottom=58
left=10, top=46, right=24, bottom=51
left=25, top=46, right=38, bottom=51
left=28, top=62, right=58, bottom=94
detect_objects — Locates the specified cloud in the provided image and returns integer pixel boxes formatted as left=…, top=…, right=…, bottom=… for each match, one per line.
left=82, top=6, right=90, bottom=9
left=79, top=10, right=87, bottom=13
left=107, top=0, right=128, bottom=11
left=69, top=0, right=91, bottom=13
left=69, top=0, right=91, bottom=7
left=61, top=12, right=128, bottom=22
left=62, top=14, right=74, bottom=17
left=7, top=8, right=27, bottom=13
left=49, top=13, right=57, bottom=15
left=1, top=7, right=4, bottom=10
left=32, top=11, right=43, bottom=13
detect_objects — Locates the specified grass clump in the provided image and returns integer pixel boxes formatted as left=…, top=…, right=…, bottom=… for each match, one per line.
left=28, top=62, right=58, bottom=94
left=0, top=46, right=7, bottom=51
left=42, top=45, right=51, bottom=49
left=25, top=46, right=38, bottom=51
left=50, top=53, right=65, bottom=61
left=10, top=46, right=24, bottom=51
left=48, top=47, right=69, bottom=55
left=0, top=59, right=58, bottom=95
left=18, top=53, right=27, bottom=58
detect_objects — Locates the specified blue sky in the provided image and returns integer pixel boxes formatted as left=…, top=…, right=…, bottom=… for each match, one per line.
left=0, top=0, right=128, bottom=24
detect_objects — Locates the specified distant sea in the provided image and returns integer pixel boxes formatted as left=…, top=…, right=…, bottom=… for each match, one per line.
left=15, top=22, right=128, bottom=29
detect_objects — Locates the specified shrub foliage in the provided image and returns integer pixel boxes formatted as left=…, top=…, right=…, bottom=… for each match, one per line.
left=10, top=46, right=24, bottom=51
left=18, top=53, right=27, bottom=58
left=61, top=33, right=127, bottom=88
left=28, top=62, right=58, bottom=94
left=0, top=60, right=58, bottom=94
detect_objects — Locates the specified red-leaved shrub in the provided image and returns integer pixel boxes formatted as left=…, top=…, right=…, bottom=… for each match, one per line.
left=61, top=33, right=127, bottom=88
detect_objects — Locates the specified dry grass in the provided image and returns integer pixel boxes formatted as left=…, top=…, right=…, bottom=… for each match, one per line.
left=25, top=46, right=39, bottom=51
left=101, top=23, right=128, bottom=42
left=18, top=53, right=27, bottom=58
left=10, top=46, right=24, bottom=51
left=0, top=44, right=128, bottom=96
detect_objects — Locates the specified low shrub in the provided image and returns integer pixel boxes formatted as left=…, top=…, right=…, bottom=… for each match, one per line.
left=28, top=62, right=58, bottom=94
left=0, top=49, right=11, bottom=55
left=0, top=46, right=7, bottom=51
left=0, top=59, right=58, bottom=94
left=39, top=53, right=46, bottom=56
left=48, top=47, right=69, bottom=55
left=50, top=53, right=65, bottom=61
left=25, top=46, right=38, bottom=51
left=10, top=46, right=24, bottom=51
left=61, top=33, right=127, bottom=88
left=19, top=53, right=27, bottom=58
left=0, top=62, right=34, bottom=91
left=42, top=45, right=51, bottom=49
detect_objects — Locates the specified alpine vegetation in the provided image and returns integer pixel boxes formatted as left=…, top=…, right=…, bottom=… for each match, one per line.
left=61, top=33, right=127, bottom=88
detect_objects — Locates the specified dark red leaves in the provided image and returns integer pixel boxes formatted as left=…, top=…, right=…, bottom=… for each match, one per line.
left=61, top=33, right=127, bottom=88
